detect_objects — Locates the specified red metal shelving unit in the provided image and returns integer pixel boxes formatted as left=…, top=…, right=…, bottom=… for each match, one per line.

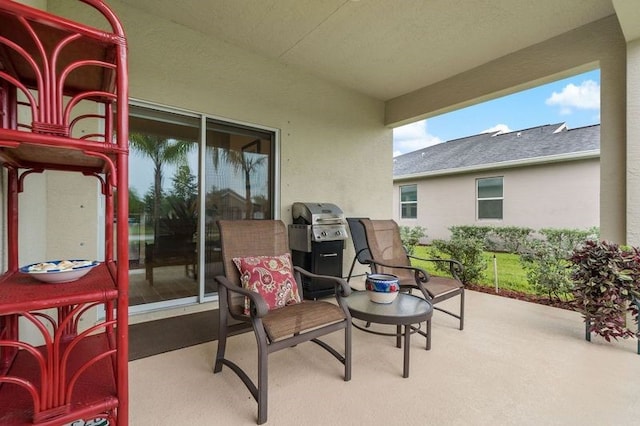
left=0, top=1, right=128, bottom=424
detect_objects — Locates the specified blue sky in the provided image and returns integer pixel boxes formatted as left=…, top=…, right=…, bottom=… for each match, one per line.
left=393, top=69, right=601, bottom=157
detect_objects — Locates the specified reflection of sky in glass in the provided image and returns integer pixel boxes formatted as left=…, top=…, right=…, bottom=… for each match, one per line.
left=129, top=145, right=268, bottom=200
left=204, top=151, right=268, bottom=198
left=128, top=144, right=198, bottom=197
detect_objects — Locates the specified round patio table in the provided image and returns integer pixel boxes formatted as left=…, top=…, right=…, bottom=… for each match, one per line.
left=345, top=291, right=433, bottom=378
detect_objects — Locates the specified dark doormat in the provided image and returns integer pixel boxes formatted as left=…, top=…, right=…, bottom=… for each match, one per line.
left=128, top=309, right=250, bottom=361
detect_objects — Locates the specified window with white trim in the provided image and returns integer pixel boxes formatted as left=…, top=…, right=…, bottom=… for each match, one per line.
left=400, top=184, right=417, bottom=219
left=477, top=177, right=503, bottom=219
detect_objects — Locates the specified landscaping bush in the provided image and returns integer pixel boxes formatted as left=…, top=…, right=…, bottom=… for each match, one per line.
left=449, top=224, right=534, bottom=253
left=490, top=226, right=534, bottom=253
left=429, top=236, right=487, bottom=285
left=520, top=238, right=574, bottom=301
left=570, top=240, right=640, bottom=341
left=415, top=225, right=603, bottom=303
left=399, top=225, right=427, bottom=255
left=519, top=227, right=598, bottom=302
left=449, top=225, right=493, bottom=246
left=537, top=227, right=598, bottom=251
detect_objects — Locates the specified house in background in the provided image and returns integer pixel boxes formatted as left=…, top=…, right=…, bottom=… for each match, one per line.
left=393, top=123, right=600, bottom=242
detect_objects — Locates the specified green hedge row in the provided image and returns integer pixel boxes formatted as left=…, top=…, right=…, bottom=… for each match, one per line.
left=400, top=224, right=601, bottom=301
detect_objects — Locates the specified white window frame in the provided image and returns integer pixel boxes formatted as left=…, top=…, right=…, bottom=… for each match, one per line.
left=476, top=176, right=504, bottom=220
left=400, top=184, right=418, bottom=219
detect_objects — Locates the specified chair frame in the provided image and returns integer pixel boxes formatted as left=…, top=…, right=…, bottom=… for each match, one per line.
left=361, top=219, right=466, bottom=330
left=214, top=220, right=352, bottom=425
left=346, top=217, right=372, bottom=283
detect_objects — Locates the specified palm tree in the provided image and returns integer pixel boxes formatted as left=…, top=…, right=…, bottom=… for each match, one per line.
left=210, top=139, right=266, bottom=219
left=129, top=133, right=193, bottom=238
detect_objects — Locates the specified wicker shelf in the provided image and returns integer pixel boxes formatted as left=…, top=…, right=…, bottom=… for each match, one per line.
left=0, top=263, right=118, bottom=314
left=0, top=333, right=118, bottom=425
left=0, top=1, right=129, bottom=424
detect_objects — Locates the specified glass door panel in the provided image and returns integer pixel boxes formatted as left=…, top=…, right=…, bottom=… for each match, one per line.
left=203, top=118, right=274, bottom=296
left=127, top=106, right=200, bottom=306
left=126, top=104, right=275, bottom=308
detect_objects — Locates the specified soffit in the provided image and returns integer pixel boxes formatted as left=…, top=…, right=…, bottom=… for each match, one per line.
left=118, top=0, right=615, bottom=101
left=613, top=0, right=640, bottom=41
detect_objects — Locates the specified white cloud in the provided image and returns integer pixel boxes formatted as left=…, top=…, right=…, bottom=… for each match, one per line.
left=393, top=121, right=442, bottom=156
left=545, top=79, right=600, bottom=114
left=481, top=124, right=511, bottom=135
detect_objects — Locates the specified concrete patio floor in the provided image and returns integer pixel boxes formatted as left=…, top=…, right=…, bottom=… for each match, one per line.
left=129, top=290, right=639, bottom=425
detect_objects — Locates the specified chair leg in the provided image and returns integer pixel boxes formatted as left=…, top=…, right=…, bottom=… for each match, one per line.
left=346, top=256, right=358, bottom=283
left=257, top=337, right=268, bottom=425
left=459, top=289, right=465, bottom=331
left=344, top=324, right=352, bottom=381
left=214, top=288, right=228, bottom=373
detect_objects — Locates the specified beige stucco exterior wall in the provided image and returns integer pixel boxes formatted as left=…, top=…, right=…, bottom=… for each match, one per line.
left=626, top=39, right=640, bottom=245
left=46, top=1, right=391, bottom=280
left=386, top=16, right=627, bottom=244
left=393, top=159, right=600, bottom=242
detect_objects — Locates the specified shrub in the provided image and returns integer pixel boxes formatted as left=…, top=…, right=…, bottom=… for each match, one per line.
left=449, top=225, right=493, bottom=245
left=490, top=226, right=534, bottom=253
left=570, top=240, right=640, bottom=341
left=538, top=228, right=596, bottom=251
left=430, top=236, right=486, bottom=285
left=520, top=238, right=574, bottom=301
left=399, top=225, right=427, bottom=255
left=449, top=225, right=534, bottom=253
left=520, top=228, right=597, bottom=302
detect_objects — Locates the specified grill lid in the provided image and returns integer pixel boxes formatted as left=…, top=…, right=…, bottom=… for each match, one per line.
left=292, top=202, right=344, bottom=225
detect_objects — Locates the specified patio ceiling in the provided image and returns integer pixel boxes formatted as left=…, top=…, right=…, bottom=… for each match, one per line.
left=118, top=0, right=616, bottom=101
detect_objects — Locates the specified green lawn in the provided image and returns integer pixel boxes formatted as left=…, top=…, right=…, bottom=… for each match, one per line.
left=411, top=246, right=533, bottom=294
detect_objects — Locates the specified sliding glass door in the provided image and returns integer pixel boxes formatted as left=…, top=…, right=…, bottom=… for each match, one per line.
left=127, top=103, right=275, bottom=310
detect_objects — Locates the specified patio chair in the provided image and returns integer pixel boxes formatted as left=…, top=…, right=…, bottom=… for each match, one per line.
left=346, top=217, right=372, bottom=283
left=360, top=218, right=465, bottom=330
left=214, top=219, right=352, bottom=425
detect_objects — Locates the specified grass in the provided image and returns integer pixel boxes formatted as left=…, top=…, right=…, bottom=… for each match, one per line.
left=412, top=246, right=533, bottom=295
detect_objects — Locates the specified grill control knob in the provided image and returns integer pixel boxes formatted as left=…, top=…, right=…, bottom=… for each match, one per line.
left=321, top=231, right=327, bottom=237
left=335, top=230, right=342, bottom=236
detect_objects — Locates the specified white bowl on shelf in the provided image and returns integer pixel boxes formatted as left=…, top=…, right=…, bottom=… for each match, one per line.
left=19, top=260, right=100, bottom=284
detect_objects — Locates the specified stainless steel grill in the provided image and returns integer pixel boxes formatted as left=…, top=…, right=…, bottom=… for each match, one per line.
left=289, top=202, right=346, bottom=299
left=289, top=202, right=347, bottom=249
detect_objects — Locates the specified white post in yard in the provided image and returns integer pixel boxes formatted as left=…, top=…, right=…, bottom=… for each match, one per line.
left=493, top=254, right=499, bottom=293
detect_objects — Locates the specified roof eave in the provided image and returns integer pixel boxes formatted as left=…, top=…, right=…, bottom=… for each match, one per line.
left=393, top=149, right=600, bottom=181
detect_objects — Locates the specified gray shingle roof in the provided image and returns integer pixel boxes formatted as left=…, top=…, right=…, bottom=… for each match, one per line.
left=393, top=123, right=600, bottom=177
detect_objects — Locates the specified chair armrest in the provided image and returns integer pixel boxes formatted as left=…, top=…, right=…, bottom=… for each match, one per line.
left=355, top=248, right=371, bottom=263
left=293, top=266, right=352, bottom=298
left=408, top=255, right=464, bottom=281
left=215, top=274, right=269, bottom=317
left=367, top=259, right=430, bottom=285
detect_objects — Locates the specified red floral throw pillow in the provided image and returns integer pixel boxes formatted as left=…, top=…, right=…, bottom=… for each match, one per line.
left=232, top=253, right=302, bottom=315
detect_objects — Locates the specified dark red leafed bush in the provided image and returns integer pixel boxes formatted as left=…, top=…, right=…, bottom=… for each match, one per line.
left=570, top=240, right=640, bottom=341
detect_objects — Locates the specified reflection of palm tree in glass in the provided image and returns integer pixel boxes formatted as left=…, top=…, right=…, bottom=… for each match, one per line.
left=212, top=140, right=266, bottom=219
left=129, top=133, right=192, bottom=237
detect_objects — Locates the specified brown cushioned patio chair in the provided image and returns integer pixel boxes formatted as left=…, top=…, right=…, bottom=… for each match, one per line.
left=360, top=219, right=465, bottom=330
left=214, top=220, right=352, bottom=425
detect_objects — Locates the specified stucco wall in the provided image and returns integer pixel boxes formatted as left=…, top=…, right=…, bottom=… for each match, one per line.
left=47, top=1, right=391, bottom=278
left=394, top=159, right=600, bottom=242
left=626, top=38, right=640, bottom=245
